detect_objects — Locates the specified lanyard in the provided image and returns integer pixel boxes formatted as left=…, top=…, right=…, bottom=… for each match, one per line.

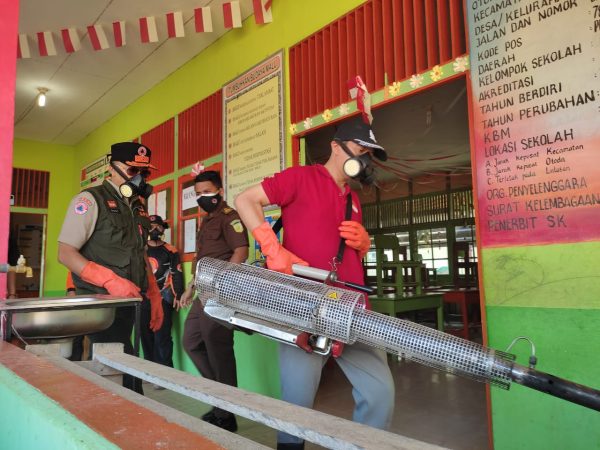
left=334, top=193, right=353, bottom=265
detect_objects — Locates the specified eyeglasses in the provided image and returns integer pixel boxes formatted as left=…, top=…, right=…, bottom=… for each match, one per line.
left=125, top=166, right=151, bottom=178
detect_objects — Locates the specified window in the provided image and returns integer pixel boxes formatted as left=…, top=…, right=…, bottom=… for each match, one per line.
left=455, top=225, right=478, bottom=262
left=365, top=231, right=410, bottom=264
left=146, top=181, right=174, bottom=244
left=417, top=227, right=449, bottom=275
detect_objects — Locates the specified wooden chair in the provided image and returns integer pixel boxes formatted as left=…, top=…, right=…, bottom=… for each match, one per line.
left=373, top=234, right=422, bottom=296
left=452, top=241, right=478, bottom=287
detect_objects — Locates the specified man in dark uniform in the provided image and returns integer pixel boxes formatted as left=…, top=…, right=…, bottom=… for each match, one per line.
left=6, top=224, right=20, bottom=299
left=180, top=170, right=249, bottom=432
left=145, top=214, right=184, bottom=369
left=58, top=142, right=164, bottom=393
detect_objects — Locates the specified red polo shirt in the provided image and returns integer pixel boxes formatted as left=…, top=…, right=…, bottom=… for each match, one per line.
left=262, top=165, right=365, bottom=287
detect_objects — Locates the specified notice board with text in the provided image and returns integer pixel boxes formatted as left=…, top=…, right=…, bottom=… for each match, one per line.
left=467, top=0, right=600, bottom=247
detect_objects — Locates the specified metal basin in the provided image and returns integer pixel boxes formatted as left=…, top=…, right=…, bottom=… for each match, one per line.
left=2, top=296, right=136, bottom=339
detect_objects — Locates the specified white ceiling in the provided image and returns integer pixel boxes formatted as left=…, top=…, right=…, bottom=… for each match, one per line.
left=14, top=0, right=254, bottom=145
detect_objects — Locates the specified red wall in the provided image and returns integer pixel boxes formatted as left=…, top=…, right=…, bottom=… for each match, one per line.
left=0, top=0, right=20, bottom=298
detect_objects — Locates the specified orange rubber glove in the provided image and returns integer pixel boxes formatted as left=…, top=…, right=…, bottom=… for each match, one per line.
left=339, top=220, right=371, bottom=259
left=65, top=271, right=77, bottom=294
left=252, top=222, right=308, bottom=275
left=80, top=262, right=141, bottom=298
left=145, top=269, right=164, bottom=332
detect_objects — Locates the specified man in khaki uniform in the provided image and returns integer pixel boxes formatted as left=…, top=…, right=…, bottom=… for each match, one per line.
left=180, top=170, right=248, bottom=432
left=58, top=142, right=164, bottom=393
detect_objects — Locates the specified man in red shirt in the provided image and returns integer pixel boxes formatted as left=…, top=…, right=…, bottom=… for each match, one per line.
left=235, top=118, right=394, bottom=450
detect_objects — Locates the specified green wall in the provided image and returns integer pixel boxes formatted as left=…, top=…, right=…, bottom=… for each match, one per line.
left=0, top=364, right=118, bottom=449
left=12, top=139, right=76, bottom=297
left=482, top=242, right=600, bottom=449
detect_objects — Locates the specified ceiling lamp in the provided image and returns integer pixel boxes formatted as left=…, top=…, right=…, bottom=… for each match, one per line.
left=37, top=87, right=49, bottom=107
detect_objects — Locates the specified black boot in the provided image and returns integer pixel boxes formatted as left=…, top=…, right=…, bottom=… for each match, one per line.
left=207, top=413, right=238, bottom=432
left=201, top=407, right=216, bottom=422
left=277, top=443, right=305, bottom=450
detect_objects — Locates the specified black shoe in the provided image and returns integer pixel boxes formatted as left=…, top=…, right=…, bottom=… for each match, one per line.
left=201, top=408, right=216, bottom=422
left=208, top=414, right=238, bottom=432
left=277, top=443, right=305, bottom=450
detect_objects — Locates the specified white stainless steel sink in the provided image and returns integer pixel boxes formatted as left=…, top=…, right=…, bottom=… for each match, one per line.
left=1, top=295, right=142, bottom=339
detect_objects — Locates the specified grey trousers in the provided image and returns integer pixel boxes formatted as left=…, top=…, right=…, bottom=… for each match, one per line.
left=277, top=341, right=395, bottom=445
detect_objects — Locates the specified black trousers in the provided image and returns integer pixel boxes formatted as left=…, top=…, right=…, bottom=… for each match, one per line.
left=183, top=301, right=237, bottom=418
left=88, top=305, right=143, bottom=394
left=140, top=299, right=174, bottom=367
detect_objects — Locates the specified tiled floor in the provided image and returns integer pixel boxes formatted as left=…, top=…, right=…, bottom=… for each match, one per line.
left=145, top=356, right=488, bottom=450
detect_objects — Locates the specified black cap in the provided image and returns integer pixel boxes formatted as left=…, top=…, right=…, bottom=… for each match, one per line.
left=149, top=215, right=169, bottom=229
left=110, top=142, right=157, bottom=169
left=333, top=118, right=387, bottom=161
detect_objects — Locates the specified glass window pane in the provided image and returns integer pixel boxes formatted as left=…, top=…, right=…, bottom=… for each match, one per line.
left=433, top=246, right=448, bottom=259
left=431, top=228, right=446, bottom=243
left=417, top=229, right=432, bottom=246
left=455, top=225, right=473, bottom=242
left=419, top=248, right=433, bottom=260
left=423, top=260, right=434, bottom=269
left=434, top=259, right=450, bottom=275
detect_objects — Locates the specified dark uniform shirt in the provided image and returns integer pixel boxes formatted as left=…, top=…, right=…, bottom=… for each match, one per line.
left=8, top=235, right=20, bottom=266
left=147, top=242, right=184, bottom=298
left=193, top=202, right=249, bottom=268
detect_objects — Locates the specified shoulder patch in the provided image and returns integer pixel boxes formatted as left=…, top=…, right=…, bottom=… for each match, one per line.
left=77, top=196, right=93, bottom=206
left=223, top=207, right=233, bottom=214
left=106, top=199, right=120, bottom=213
left=230, top=219, right=244, bottom=233
left=74, top=201, right=89, bottom=215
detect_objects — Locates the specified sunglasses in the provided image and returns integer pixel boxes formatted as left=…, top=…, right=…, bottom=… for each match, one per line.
left=125, top=166, right=151, bottom=178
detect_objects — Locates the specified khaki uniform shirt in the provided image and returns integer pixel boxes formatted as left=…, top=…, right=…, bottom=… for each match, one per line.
left=58, top=180, right=125, bottom=249
left=193, top=202, right=249, bottom=268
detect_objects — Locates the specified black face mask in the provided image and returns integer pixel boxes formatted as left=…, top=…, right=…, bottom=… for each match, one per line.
left=197, top=192, right=222, bottom=213
left=336, top=139, right=376, bottom=185
left=149, top=229, right=162, bottom=241
left=111, top=163, right=153, bottom=199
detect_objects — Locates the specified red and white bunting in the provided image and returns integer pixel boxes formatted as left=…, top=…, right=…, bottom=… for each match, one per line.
left=223, top=1, right=242, bottom=29
left=194, top=7, right=213, bottom=33
left=87, top=24, right=110, bottom=50
left=37, top=31, right=57, bottom=57
left=347, top=76, right=373, bottom=124
left=61, top=28, right=81, bottom=53
left=166, top=11, right=185, bottom=38
left=113, top=21, right=126, bottom=47
left=17, top=34, right=31, bottom=59
left=139, top=16, right=158, bottom=43
left=253, top=0, right=273, bottom=24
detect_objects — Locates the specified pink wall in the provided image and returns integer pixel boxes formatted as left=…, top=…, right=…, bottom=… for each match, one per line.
left=0, top=0, right=19, bottom=297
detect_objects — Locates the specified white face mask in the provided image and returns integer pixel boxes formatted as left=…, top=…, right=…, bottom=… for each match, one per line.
left=337, top=140, right=375, bottom=185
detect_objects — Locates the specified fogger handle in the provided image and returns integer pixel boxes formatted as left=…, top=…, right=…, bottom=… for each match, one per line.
left=511, top=363, right=600, bottom=412
left=292, top=264, right=331, bottom=282
left=292, top=265, right=375, bottom=295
